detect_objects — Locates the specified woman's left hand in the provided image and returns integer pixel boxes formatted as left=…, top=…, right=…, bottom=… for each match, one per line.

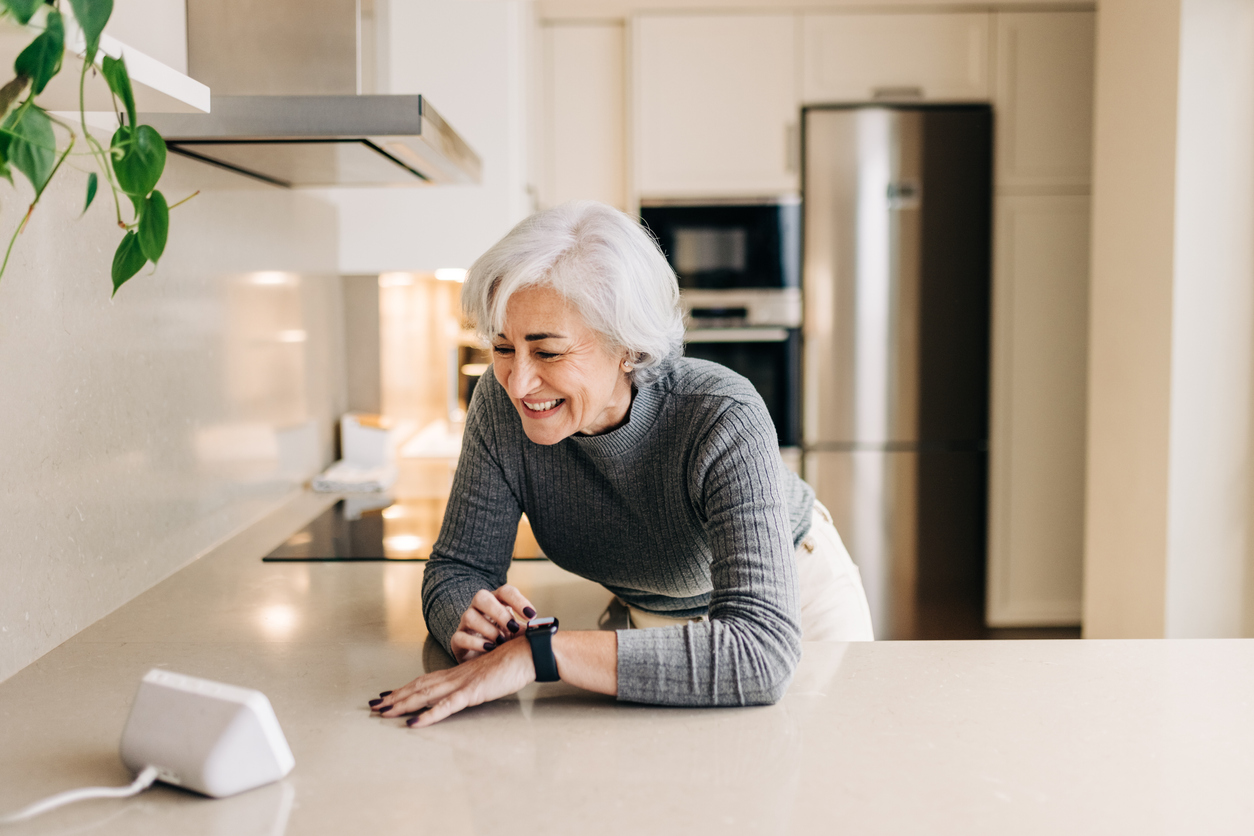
left=372, top=638, right=536, bottom=727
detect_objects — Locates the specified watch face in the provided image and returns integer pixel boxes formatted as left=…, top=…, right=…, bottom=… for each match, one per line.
left=526, top=616, right=558, bottom=633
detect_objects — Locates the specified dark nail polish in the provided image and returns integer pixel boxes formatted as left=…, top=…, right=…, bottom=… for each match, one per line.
left=507, top=619, right=519, bottom=632
left=379, top=691, right=392, bottom=697
left=368, top=698, right=383, bottom=707
left=406, top=716, right=420, bottom=727
left=483, top=641, right=496, bottom=651
left=523, top=607, right=536, bottom=618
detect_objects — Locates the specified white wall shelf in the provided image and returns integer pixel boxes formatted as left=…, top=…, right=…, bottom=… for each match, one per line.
left=0, top=10, right=209, bottom=115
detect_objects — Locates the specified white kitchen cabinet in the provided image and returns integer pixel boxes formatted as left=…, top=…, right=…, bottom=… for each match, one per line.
left=632, top=14, right=799, bottom=200
left=993, top=12, right=1096, bottom=189
left=801, top=13, right=991, bottom=103
left=539, top=23, right=627, bottom=211
left=986, top=194, right=1089, bottom=626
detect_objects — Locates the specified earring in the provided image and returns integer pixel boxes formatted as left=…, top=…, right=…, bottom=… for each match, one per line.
left=622, top=360, right=634, bottom=371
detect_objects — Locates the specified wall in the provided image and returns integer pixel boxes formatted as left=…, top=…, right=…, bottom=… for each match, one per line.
left=343, top=276, right=383, bottom=414
left=322, top=0, right=534, bottom=273
left=1164, top=0, right=1254, bottom=637
left=1084, top=0, right=1254, bottom=638
left=0, top=151, right=345, bottom=682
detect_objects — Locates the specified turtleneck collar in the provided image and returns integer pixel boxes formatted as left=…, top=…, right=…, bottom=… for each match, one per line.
left=567, top=377, right=666, bottom=458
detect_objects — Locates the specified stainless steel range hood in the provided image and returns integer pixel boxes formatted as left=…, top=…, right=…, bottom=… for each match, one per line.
left=143, top=0, right=482, bottom=188
left=143, top=95, right=481, bottom=188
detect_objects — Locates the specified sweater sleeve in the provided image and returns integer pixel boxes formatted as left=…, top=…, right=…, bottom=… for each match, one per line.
left=421, top=384, right=522, bottom=656
left=614, top=398, right=803, bottom=706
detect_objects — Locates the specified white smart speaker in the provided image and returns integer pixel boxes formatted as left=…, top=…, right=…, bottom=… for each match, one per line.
left=119, top=669, right=295, bottom=798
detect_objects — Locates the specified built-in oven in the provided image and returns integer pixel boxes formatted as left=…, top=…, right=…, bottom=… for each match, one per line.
left=642, top=199, right=802, bottom=464
left=684, top=326, right=801, bottom=450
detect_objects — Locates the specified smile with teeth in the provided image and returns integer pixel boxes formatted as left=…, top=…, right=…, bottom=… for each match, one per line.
left=523, top=398, right=564, bottom=413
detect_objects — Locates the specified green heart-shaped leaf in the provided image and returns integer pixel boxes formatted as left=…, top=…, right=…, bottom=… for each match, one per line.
left=4, top=105, right=55, bottom=196
left=111, top=123, right=165, bottom=199
left=14, top=10, right=63, bottom=95
left=101, top=54, right=134, bottom=129
left=1, top=0, right=43, bottom=25
left=111, top=230, right=146, bottom=295
left=82, top=171, right=97, bottom=214
left=137, top=189, right=167, bottom=262
left=67, top=0, right=112, bottom=63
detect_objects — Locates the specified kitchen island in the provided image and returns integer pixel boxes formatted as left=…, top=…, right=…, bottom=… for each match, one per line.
left=1, top=492, right=1251, bottom=835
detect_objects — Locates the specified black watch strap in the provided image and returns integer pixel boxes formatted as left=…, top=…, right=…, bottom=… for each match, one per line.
left=525, top=618, right=560, bottom=682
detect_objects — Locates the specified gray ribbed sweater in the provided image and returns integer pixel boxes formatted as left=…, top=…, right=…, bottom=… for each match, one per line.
left=421, top=358, right=813, bottom=706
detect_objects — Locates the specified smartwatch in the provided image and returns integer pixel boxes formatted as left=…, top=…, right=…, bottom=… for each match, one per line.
left=525, top=616, right=560, bottom=682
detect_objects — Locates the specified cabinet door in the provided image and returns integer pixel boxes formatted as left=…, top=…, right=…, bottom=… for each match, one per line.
left=994, top=12, right=1096, bottom=188
left=801, top=13, right=991, bottom=103
left=539, top=23, right=627, bottom=210
left=633, top=14, right=799, bottom=199
left=986, top=195, right=1089, bottom=627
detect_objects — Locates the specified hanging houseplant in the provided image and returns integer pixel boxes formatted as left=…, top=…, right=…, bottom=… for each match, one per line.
left=0, top=0, right=194, bottom=295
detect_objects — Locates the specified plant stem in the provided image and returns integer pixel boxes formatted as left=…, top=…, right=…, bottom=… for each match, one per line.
left=0, top=212, right=27, bottom=282
left=78, top=55, right=124, bottom=227
left=0, top=132, right=74, bottom=283
left=167, top=191, right=200, bottom=211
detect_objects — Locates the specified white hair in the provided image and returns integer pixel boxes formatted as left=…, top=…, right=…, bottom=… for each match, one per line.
left=462, top=200, right=684, bottom=385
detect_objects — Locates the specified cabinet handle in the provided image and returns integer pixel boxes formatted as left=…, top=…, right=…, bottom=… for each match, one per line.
left=872, top=86, right=924, bottom=100
left=785, top=122, right=799, bottom=174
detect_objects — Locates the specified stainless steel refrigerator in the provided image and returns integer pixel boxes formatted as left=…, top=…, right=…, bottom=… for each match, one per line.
left=802, top=105, right=992, bottom=640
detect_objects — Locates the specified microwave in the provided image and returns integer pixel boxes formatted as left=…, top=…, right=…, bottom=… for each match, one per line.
left=641, top=199, right=800, bottom=291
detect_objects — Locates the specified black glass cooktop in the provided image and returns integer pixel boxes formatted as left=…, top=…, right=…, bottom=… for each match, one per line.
left=263, top=497, right=546, bottom=562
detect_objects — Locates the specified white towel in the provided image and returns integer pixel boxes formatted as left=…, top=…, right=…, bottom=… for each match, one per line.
left=311, top=460, right=398, bottom=493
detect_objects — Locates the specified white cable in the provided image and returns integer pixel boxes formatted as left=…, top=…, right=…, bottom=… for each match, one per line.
left=0, top=766, right=160, bottom=825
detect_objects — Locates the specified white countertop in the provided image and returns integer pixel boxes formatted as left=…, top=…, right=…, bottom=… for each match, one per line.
left=2, top=492, right=1252, bottom=835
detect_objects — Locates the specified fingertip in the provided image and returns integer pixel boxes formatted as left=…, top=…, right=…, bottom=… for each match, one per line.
left=523, top=607, right=536, bottom=619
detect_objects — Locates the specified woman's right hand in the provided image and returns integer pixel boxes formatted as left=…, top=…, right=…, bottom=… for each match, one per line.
left=451, top=584, right=537, bottom=663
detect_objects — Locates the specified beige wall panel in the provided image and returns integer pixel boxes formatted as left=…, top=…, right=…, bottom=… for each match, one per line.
left=540, top=23, right=627, bottom=210
left=988, top=195, right=1090, bottom=626
left=994, top=12, right=1096, bottom=189
left=801, top=13, right=991, bottom=103
left=1083, top=0, right=1181, bottom=639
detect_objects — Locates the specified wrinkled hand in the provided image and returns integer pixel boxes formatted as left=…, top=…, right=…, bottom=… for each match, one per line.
left=372, top=638, right=537, bottom=727
left=451, top=584, right=536, bottom=663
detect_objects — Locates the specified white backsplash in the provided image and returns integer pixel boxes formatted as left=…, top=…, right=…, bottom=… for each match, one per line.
left=0, top=155, right=346, bottom=682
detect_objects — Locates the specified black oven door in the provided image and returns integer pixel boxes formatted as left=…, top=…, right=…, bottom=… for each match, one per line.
left=684, top=328, right=801, bottom=448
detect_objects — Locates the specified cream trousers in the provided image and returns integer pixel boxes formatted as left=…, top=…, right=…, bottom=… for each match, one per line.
left=626, top=503, right=876, bottom=641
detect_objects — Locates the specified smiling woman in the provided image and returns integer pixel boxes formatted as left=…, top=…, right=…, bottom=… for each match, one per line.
left=489, top=286, right=635, bottom=444
left=371, top=201, right=873, bottom=727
